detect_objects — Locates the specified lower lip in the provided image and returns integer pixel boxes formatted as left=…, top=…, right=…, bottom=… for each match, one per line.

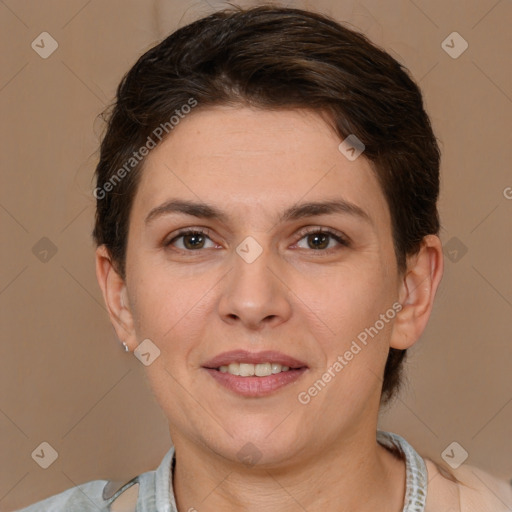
left=204, top=368, right=308, bottom=397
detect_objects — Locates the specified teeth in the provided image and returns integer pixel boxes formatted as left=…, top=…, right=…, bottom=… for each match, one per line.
left=255, top=363, right=272, bottom=377
left=228, top=362, right=240, bottom=376
left=218, top=362, right=291, bottom=377
left=271, top=363, right=282, bottom=374
left=239, top=363, right=254, bottom=377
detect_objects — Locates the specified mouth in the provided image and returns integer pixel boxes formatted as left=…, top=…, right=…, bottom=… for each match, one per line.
left=202, top=350, right=308, bottom=397
left=217, top=361, right=297, bottom=376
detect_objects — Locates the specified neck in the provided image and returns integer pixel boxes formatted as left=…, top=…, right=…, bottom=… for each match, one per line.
left=171, top=430, right=406, bottom=512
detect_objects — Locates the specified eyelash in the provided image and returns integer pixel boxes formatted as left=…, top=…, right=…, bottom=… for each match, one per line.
left=164, top=227, right=350, bottom=254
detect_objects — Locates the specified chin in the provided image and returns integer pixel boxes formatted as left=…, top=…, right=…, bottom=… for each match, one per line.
left=204, top=419, right=306, bottom=468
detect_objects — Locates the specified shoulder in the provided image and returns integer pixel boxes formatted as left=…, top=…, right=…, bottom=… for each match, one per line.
left=14, top=479, right=110, bottom=512
left=13, top=446, right=175, bottom=512
left=424, top=457, right=512, bottom=512
left=14, top=476, right=140, bottom=512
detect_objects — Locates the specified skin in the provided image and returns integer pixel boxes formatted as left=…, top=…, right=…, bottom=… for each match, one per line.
left=96, top=106, right=443, bottom=511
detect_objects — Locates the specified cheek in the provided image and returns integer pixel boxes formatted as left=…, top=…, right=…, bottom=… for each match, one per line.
left=307, top=264, right=394, bottom=337
left=129, top=256, right=189, bottom=322
left=304, top=267, right=397, bottom=401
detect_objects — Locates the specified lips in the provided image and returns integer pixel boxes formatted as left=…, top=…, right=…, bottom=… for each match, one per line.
left=202, top=350, right=308, bottom=370
left=202, top=350, right=309, bottom=397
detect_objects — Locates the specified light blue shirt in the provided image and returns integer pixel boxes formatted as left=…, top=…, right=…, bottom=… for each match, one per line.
left=15, top=430, right=427, bottom=511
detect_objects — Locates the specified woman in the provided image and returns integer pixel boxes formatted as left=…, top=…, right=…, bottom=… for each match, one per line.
left=17, top=5, right=512, bottom=511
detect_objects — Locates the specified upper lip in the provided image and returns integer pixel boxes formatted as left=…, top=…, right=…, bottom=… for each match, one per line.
left=202, top=350, right=308, bottom=369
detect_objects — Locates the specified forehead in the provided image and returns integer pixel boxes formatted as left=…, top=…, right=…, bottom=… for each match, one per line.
left=131, top=106, right=389, bottom=229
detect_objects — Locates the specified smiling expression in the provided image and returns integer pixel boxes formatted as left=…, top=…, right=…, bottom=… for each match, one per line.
left=119, top=105, right=404, bottom=465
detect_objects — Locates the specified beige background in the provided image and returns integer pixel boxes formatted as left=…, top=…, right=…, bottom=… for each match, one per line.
left=1, top=0, right=511, bottom=510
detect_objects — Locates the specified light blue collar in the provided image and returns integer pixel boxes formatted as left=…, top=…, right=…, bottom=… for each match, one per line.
left=141, top=430, right=427, bottom=512
left=377, top=430, right=428, bottom=512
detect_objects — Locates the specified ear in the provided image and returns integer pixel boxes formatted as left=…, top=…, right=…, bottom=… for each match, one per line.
left=390, top=235, right=444, bottom=350
left=95, top=245, right=137, bottom=350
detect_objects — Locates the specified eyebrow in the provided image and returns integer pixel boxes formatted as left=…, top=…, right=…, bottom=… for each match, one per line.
left=144, top=198, right=372, bottom=226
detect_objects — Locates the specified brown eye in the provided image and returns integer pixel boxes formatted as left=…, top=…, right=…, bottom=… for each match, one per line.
left=296, top=228, right=349, bottom=252
left=306, top=232, right=330, bottom=250
left=182, top=232, right=206, bottom=250
left=166, top=229, right=215, bottom=251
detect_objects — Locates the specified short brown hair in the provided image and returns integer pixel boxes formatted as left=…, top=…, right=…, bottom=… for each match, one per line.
left=92, top=5, right=441, bottom=407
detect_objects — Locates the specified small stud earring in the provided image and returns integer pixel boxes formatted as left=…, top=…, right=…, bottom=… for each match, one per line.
left=122, top=342, right=130, bottom=352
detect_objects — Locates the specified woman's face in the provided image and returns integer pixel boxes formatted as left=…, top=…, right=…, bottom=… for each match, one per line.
left=122, top=106, right=404, bottom=465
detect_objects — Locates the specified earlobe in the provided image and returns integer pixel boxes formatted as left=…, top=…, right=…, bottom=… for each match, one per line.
left=391, top=235, right=444, bottom=350
left=95, top=245, right=137, bottom=350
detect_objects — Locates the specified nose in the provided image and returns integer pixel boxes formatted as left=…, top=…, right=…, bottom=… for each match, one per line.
left=217, top=238, right=292, bottom=330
